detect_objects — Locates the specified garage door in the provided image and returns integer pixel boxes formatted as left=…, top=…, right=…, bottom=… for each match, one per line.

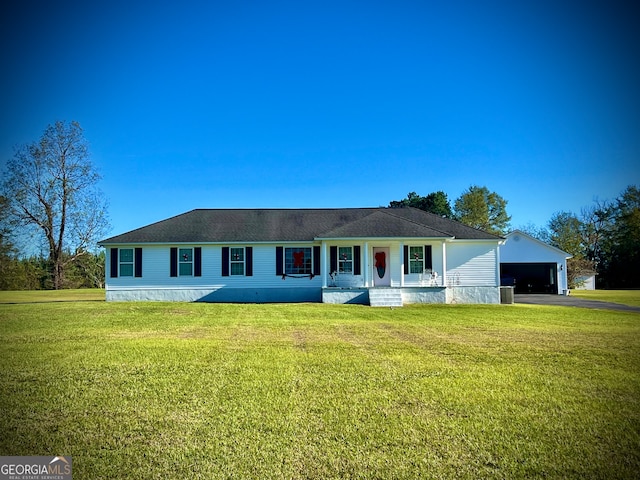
left=500, top=263, right=558, bottom=294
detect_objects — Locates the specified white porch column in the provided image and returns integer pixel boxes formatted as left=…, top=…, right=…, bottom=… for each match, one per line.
left=495, top=242, right=502, bottom=287
left=399, top=241, right=405, bottom=287
left=321, top=242, right=328, bottom=288
left=441, top=241, right=447, bottom=287
left=363, top=242, right=370, bottom=287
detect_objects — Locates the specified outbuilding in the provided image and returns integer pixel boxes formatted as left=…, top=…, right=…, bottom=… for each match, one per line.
left=500, top=230, right=571, bottom=294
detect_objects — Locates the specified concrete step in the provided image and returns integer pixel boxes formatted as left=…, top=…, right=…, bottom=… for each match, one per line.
left=369, top=288, right=403, bottom=307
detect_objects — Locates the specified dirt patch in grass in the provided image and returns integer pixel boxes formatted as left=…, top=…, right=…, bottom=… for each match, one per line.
left=292, top=330, right=307, bottom=350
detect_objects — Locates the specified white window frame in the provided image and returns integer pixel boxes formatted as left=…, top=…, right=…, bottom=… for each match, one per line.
left=409, top=246, right=424, bottom=274
left=179, top=248, right=193, bottom=276
left=230, top=247, right=245, bottom=276
left=338, top=246, right=353, bottom=274
left=285, top=247, right=312, bottom=275
left=119, top=248, right=134, bottom=277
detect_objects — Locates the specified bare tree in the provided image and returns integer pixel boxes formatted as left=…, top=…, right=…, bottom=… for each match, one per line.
left=1, top=121, right=109, bottom=289
left=580, top=201, right=614, bottom=269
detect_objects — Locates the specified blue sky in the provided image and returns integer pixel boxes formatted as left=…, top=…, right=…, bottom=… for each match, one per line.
left=1, top=0, right=638, bottom=238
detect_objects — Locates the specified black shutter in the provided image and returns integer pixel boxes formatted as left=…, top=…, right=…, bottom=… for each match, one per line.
left=134, top=248, right=142, bottom=278
left=313, top=246, right=321, bottom=276
left=353, top=246, right=361, bottom=275
left=110, top=248, right=118, bottom=278
left=403, top=245, right=409, bottom=275
left=246, top=247, right=253, bottom=276
left=194, top=247, right=202, bottom=277
left=222, top=247, right=230, bottom=276
left=275, top=246, right=284, bottom=276
left=330, top=246, right=337, bottom=274
left=425, top=245, right=433, bottom=270
left=170, top=247, right=178, bottom=277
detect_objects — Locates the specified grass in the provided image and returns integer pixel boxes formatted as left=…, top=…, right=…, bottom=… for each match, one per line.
left=0, top=288, right=105, bottom=303
left=571, top=289, right=640, bottom=307
left=0, top=291, right=639, bottom=479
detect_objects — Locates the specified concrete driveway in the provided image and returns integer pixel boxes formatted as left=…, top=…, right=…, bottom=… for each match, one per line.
left=515, top=294, right=640, bottom=313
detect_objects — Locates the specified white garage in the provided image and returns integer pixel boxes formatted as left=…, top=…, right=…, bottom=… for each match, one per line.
left=500, top=230, right=571, bottom=295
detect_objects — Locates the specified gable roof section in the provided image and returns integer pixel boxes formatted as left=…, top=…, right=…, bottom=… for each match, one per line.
left=99, top=207, right=502, bottom=244
left=383, top=208, right=497, bottom=240
left=316, top=211, right=448, bottom=238
left=502, top=230, right=572, bottom=260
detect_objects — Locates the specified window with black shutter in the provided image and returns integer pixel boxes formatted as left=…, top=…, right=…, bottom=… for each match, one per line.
left=134, top=248, right=143, bottom=277
left=170, top=247, right=178, bottom=277
left=275, top=246, right=284, bottom=276
left=194, top=247, right=202, bottom=277
left=245, top=247, right=253, bottom=276
left=223, top=246, right=253, bottom=276
left=110, top=248, right=118, bottom=278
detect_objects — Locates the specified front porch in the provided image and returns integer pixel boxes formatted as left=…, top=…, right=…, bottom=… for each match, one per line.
left=318, top=239, right=501, bottom=306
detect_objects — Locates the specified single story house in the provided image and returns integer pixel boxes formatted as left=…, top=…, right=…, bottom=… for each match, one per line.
left=98, top=207, right=504, bottom=306
left=499, top=230, right=571, bottom=294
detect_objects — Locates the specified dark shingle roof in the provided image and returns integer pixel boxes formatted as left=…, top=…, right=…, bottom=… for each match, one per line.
left=316, top=210, right=450, bottom=238
left=99, top=208, right=501, bottom=244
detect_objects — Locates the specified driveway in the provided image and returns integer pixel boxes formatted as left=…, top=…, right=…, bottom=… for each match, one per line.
left=515, top=294, right=640, bottom=313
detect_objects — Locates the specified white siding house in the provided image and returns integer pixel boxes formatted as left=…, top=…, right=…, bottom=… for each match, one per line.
left=100, top=208, right=505, bottom=306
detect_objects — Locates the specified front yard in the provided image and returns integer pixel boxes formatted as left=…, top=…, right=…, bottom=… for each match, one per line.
left=0, top=292, right=638, bottom=478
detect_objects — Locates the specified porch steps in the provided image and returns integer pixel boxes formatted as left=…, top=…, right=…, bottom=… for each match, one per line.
left=368, top=288, right=403, bottom=307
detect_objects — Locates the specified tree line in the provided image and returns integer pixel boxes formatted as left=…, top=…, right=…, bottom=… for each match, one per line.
left=0, top=248, right=105, bottom=290
left=527, top=186, right=640, bottom=289
left=1, top=120, right=637, bottom=290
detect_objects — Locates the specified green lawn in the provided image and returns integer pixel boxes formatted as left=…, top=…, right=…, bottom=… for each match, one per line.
left=0, top=293, right=639, bottom=479
left=571, top=289, right=640, bottom=307
left=0, top=288, right=105, bottom=303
